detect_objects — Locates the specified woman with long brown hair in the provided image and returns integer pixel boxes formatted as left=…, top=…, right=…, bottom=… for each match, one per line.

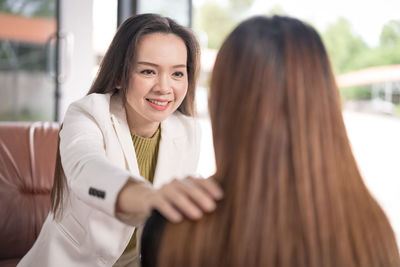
left=18, top=14, right=222, bottom=267
left=141, top=15, right=400, bottom=267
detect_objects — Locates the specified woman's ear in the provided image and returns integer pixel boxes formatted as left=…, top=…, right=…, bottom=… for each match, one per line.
left=115, top=85, right=121, bottom=90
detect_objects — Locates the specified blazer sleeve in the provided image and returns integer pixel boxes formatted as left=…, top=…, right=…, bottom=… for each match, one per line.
left=59, top=100, right=134, bottom=217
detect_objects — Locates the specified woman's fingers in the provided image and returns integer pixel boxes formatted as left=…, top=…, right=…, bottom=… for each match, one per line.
left=116, top=177, right=224, bottom=224
left=188, top=177, right=224, bottom=201
left=151, top=177, right=224, bottom=223
left=177, top=178, right=217, bottom=212
left=165, top=187, right=203, bottom=219
left=151, top=196, right=183, bottom=223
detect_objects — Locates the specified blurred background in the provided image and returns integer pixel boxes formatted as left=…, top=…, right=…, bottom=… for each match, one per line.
left=0, top=0, right=399, bottom=246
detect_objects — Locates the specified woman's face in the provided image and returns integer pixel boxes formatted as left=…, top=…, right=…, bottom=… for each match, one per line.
left=125, top=33, right=188, bottom=133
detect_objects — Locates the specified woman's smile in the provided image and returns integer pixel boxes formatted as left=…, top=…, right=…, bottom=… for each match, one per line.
left=146, top=98, right=172, bottom=111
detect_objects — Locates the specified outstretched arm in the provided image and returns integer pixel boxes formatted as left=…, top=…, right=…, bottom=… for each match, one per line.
left=116, top=177, right=223, bottom=225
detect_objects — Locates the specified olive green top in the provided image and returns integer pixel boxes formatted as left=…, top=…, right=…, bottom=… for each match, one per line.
left=123, top=127, right=161, bottom=252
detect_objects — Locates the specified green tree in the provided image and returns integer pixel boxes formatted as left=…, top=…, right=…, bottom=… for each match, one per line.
left=342, top=20, right=400, bottom=71
left=380, top=20, right=400, bottom=47
left=322, top=17, right=368, bottom=74
left=194, top=2, right=237, bottom=49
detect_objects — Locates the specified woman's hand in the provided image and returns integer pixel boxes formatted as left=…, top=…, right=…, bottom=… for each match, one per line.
left=116, top=177, right=223, bottom=225
left=148, top=177, right=223, bottom=222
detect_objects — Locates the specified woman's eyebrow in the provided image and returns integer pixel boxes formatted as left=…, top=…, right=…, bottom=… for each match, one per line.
left=137, top=61, right=186, bottom=68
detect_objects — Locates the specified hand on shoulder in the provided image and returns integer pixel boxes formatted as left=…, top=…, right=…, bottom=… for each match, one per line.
left=116, top=177, right=223, bottom=225
left=148, top=176, right=223, bottom=223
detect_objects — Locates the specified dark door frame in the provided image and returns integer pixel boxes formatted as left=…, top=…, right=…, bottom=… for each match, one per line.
left=117, top=0, right=193, bottom=28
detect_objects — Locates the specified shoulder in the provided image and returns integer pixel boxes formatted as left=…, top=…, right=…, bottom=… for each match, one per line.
left=69, top=93, right=112, bottom=113
left=63, top=92, right=113, bottom=123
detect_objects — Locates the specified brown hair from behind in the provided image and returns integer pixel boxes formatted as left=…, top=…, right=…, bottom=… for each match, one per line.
left=156, top=16, right=400, bottom=267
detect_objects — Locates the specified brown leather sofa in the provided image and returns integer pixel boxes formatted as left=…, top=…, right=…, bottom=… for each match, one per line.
left=0, top=122, right=59, bottom=266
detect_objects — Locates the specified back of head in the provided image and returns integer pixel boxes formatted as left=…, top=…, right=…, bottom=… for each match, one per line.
left=157, top=16, right=399, bottom=267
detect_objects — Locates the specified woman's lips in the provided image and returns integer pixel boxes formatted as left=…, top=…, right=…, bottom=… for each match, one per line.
left=146, top=98, right=172, bottom=111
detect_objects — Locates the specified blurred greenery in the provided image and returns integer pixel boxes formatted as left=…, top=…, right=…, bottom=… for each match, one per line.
left=195, top=3, right=400, bottom=74
left=0, top=41, right=47, bottom=71
left=380, top=20, right=400, bottom=47
left=322, top=18, right=368, bottom=74
left=322, top=18, right=400, bottom=75
left=0, top=108, right=48, bottom=121
left=194, top=2, right=238, bottom=49
left=0, top=0, right=55, bottom=18
left=322, top=18, right=400, bottom=104
left=339, top=85, right=372, bottom=100
left=0, top=0, right=56, bottom=122
left=395, top=104, right=400, bottom=116
left=0, top=0, right=55, bottom=71
left=195, top=3, right=400, bottom=107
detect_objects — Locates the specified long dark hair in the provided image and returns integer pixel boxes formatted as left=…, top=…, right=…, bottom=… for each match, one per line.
left=156, top=16, right=400, bottom=267
left=51, top=13, right=200, bottom=218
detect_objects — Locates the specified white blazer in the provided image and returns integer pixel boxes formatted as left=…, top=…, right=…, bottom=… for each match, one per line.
left=18, top=91, right=201, bottom=267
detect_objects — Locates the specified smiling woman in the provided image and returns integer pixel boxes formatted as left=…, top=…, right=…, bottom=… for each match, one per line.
left=17, top=13, right=223, bottom=267
left=126, top=33, right=189, bottom=138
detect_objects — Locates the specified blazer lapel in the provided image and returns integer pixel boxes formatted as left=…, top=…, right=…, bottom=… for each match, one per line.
left=109, top=91, right=140, bottom=176
left=153, top=114, right=186, bottom=188
left=109, top=92, right=187, bottom=186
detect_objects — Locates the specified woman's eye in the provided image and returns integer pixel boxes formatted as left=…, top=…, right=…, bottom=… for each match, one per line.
left=173, top=71, right=184, bottom=78
left=140, top=69, right=155, bottom=75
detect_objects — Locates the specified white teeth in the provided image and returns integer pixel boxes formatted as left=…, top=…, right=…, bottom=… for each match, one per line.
left=148, top=99, right=169, bottom=106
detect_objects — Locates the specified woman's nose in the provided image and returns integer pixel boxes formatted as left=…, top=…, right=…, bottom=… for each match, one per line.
left=155, top=74, right=171, bottom=94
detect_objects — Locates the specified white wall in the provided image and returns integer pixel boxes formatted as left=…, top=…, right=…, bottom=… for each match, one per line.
left=59, top=0, right=94, bottom=121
